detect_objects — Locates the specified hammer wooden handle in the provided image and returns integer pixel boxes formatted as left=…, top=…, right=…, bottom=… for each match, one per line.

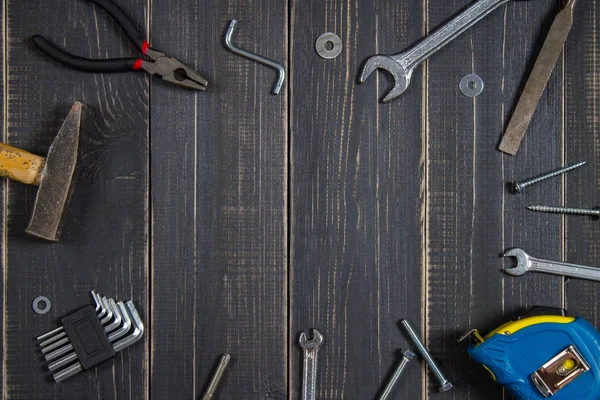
left=0, top=143, right=45, bottom=186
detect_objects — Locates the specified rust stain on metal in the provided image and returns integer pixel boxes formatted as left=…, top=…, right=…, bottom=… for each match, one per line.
left=498, top=0, right=577, bottom=155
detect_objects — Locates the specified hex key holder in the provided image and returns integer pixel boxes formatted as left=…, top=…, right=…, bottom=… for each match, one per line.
left=224, top=19, right=285, bottom=95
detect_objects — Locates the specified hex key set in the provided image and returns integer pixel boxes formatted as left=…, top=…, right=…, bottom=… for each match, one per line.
left=37, top=291, right=144, bottom=383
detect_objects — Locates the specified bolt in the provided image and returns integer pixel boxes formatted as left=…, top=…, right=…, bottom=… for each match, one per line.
left=527, top=205, right=600, bottom=218
left=400, top=320, right=452, bottom=392
left=378, top=349, right=415, bottom=400
left=201, top=353, right=231, bottom=400
left=512, top=161, right=586, bottom=193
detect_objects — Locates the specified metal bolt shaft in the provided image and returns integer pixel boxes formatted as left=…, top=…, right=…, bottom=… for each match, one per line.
left=513, top=161, right=586, bottom=193
left=400, top=320, right=452, bottom=392
left=527, top=205, right=600, bottom=218
left=202, top=353, right=231, bottom=400
left=379, top=349, right=415, bottom=400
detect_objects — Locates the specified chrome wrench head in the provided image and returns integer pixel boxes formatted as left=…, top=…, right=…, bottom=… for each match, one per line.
left=299, top=329, right=324, bottom=400
left=503, top=248, right=531, bottom=276
left=299, top=329, right=324, bottom=350
left=359, top=55, right=411, bottom=103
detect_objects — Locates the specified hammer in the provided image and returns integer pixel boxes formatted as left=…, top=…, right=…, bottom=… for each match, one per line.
left=0, top=102, right=87, bottom=241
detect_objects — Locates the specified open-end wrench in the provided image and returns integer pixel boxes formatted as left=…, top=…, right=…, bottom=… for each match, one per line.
left=299, top=329, right=324, bottom=400
left=503, top=248, right=600, bottom=281
left=360, top=0, right=520, bottom=102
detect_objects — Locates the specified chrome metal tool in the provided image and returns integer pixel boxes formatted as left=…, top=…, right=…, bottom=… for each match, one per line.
left=359, top=0, right=521, bottom=102
left=299, top=329, right=324, bottom=400
left=401, top=320, right=452, bottom=392
left=224, top=19, right=285, bottom=95
left=36, top=290, right=144, bottom=382
left=378, top=349, right=415, bottom=400
left=202, top=353, right=231, bottom=400
left=504, top=248, right=600, bottom=281
left=498, top=0, right=577, bottom=155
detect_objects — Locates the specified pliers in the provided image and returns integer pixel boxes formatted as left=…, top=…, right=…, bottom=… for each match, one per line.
left=32, top=0, right=207, bottom=90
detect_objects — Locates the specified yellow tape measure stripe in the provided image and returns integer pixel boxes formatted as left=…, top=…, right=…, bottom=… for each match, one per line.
left=484, top=316, right=576, bottom=340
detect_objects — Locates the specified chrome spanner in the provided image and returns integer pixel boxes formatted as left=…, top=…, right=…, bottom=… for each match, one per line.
left=504, top=248, right=600, bottom=281
left=299, top=329, right=324, bottom=400
left=360, top=0, right=521, bottom=102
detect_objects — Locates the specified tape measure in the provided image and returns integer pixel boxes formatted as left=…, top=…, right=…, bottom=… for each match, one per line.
left=463, top=307, right=600, bottom=399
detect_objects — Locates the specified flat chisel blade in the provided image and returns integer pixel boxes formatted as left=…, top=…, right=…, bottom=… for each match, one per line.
left=498, top=0, right=576, bottom=156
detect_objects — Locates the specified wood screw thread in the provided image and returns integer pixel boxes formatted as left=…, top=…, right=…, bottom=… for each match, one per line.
left=527, top=205, right=600, bottom=217
left=513, top=161, right=586, bottom=193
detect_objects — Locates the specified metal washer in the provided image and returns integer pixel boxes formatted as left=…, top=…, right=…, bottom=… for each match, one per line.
left=32, top=296, right=51, bottom=315
left=315, top=33, right=342, bottom=59
left=459, top=74, right=484, bottom=97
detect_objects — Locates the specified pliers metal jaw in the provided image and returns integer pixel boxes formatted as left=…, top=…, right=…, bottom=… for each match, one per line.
left=32, top=0, right=207, bottom=91
left=140, top=57, right=208, bottom=91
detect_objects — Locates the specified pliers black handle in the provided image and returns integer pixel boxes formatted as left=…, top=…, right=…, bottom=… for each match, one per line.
left=32, top=35, right=141, bottom=72
left=33, top=0, right=151, bottom=72
left=32, top=0, right=207, bottom=90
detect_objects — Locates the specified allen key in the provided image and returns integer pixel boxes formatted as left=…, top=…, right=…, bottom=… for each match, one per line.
left=36, top=291, right=144, bottom=383
left=37, top=290, right=104, bottom=345
left=224, top=19, right=285, bottom=95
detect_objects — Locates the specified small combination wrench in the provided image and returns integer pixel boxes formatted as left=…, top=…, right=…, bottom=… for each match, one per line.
left=299, top=329, right=324, bottom=400
left=504, top=248, right=600, bottom=281
left=360, top=0, right=522, bottom=102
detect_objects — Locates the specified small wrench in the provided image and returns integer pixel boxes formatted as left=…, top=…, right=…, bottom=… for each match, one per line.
left=503, top=248, right=600, bottom=281
left=360, top=0, right=521, bottom=102
left=299, top=329, right=324, bottom=400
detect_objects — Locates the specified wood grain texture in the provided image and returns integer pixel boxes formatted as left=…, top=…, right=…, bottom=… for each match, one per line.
left=290, top=0, right=424, bottom=398
left=425, top=0, right=564, bottom=398
left=0, top=0, right=4, bottom=397
left=565, top=1, right=600, bottom=328
left=149, top=1, right=287, bottom=399
left=3, top=0, right=149, bottom=398
left=1, top=0, right=600, bottom=399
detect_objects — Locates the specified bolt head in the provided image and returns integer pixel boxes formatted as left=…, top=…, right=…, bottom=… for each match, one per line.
left=512, top=182, right=522, bottom=194
left=439, top=382, right=453, bottom=392
left=401, top=349, right=416, bottom=360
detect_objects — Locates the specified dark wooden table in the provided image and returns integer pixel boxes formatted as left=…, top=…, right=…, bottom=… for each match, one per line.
left=1, top=0, right=598, bottom=398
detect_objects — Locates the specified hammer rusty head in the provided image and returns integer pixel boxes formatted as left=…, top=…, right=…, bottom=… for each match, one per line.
left=25, top=102, right=88, bottom=241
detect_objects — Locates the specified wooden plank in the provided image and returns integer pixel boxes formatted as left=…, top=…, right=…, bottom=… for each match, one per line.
left=149, top=1, right=288, bottom=399
left=425, top=0, right=564, bottom=398
left=0, top=0, right=4, bottom=396
left=290, top=1, right=424, bottom=398
left=4, top=0, right=149, bottom=398
left=564, top=2, right=600, bottom=326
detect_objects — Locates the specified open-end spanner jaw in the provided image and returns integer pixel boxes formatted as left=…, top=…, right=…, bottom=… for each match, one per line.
left=299, top=329, right=324, bottom=350
left=359, top=55, right=411, bottom=103
left=503, top=248, right=531, bottom=276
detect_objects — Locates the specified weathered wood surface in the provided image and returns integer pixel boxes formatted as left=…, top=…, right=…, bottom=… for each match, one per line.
left=0, top=0, right=598, bottom=399
left=426, top=0, right=565, bottom=398
left=3, top=0, right=149, bottom=398
left=290, top=0, right=425, bottom=398
left=565, top=0, right=600, bottom=345
left=149, top=1, right=287, bottom=399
